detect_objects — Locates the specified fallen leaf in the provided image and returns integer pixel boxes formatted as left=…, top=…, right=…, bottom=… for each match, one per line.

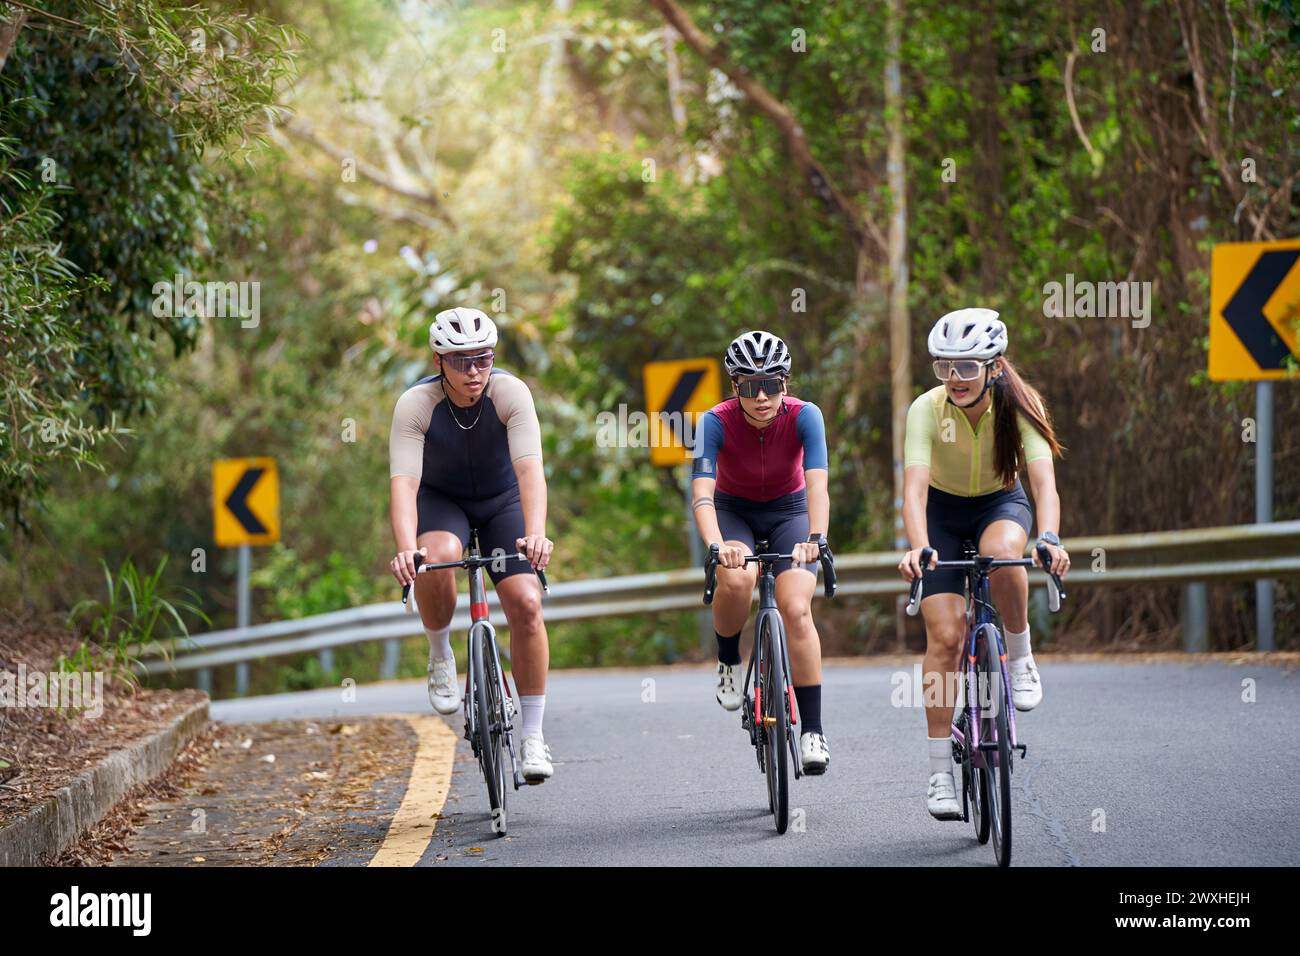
left=259, top=754, right=276, bottom=764
left=192, top=856, right=206, bottom=862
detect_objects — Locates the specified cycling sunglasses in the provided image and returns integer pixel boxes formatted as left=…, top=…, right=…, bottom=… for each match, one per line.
left=442, top=350, right=495, bottom=374
left=733, top=375, right=785, bottom=399
left=932, top=359, right=991, bottom=382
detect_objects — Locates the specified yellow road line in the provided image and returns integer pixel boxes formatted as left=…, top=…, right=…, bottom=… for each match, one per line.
left=368, top=714, right=457, bottom=867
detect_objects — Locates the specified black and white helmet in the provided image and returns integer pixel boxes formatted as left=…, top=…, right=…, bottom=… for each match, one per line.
left=724, top=330, right=791, bottom=377
left=927, top=308, right=1007, bottom=360
left=429, top=307, right=498, bottom=352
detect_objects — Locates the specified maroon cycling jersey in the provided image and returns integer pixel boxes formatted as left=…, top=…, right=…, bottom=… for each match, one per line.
left=691, top=396, right=828, bottom=502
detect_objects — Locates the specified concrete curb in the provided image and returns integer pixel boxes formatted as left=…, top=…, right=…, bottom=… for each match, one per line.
left=0, top=698, right=209, bottom=866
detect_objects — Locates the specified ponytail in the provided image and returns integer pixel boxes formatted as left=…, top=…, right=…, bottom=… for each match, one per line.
left=992, top=358, right=1063, bottom=488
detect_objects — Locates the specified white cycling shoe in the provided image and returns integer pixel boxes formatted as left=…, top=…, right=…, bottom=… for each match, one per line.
left=927, top=771, right=963, bottom=820
left=427, top=654, right=461, bottom=715
left=1009, top=656, right=1043, bottom=711
left=520, top=734, right=553, bottom=784
left=715, top=662, right=742, bottom=711
left=799, top=732, right=830, bottom=775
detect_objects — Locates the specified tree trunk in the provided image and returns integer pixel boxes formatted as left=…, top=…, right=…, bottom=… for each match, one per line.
left=886, top=0, right=911, bottom=646
left=664, top=25, right=687, bottom=138
left=0, top=10, right=27, bottom=71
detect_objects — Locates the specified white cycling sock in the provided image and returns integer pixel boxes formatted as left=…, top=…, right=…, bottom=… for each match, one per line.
left=928, top=736, right=952, bottom=777
left=424, top=625, right=453, bottom=661
left=1005, top=626, right=1031, bottom=662
left=520, top=695, right=545, bottom=739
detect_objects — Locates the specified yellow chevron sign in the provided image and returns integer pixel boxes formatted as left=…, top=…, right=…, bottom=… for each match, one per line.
left=213, top=458, right=279, bottom=547
left=1209, top=239, right=1300, bottom=381
left=642, top=359, right=723, bottom=467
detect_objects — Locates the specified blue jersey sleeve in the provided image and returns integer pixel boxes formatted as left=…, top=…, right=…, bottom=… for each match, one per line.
left=796, top=403, right=829, bottom=471
left=691, top=410, right=724, bottom=478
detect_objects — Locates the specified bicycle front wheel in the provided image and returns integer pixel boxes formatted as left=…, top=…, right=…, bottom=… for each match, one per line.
left=471, top=625, right=507, bottom=836
left=482, top=629, right=511, bottom=836
left=977, top=631, right=1012, bottom=866
left=759, top=613, right=789, bottom=834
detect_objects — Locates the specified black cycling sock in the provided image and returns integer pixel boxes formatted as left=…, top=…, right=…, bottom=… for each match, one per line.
left=715, top=631, right=742, bottom=666
left=794, top=684, right=822, bottom=735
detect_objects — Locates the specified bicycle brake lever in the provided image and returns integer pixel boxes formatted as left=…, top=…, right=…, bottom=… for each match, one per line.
left=703, top=544, right=720, bottom=606
left=1035, top=543, right=1065, bottom=612
left=401, top=553, right=426, bottom=607
left=905, top=547, right=934, bottom=617
left=820, top=546, right=837, bottom=599
left=512, top=551, right=550, bottom=594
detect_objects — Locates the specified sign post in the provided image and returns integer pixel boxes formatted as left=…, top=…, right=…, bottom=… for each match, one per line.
left=643, top=359, right=722, bottom=652
left=1210, top=239, right=1299, bottom=651
left=213, top=458, right=280, bottom=693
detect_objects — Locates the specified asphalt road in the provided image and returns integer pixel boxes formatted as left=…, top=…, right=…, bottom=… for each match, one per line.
left=211, top=658, right=1300, bottom=866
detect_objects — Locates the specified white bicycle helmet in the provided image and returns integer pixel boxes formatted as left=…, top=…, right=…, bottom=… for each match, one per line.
left=429, top=307, right=498, bottom=352
left=927, top=308, right=1007, bottom=360
left=724, top=330, right=791, bottom=377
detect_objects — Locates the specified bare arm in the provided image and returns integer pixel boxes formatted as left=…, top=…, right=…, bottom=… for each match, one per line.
left=898, top=464, right=935, bottom=580
left=1025, top=458, right=1060, bottom=540
left=514, top=457, right=548, bottom=538
left=902, top=465, right=931, bottom=551
left=1026, top=458, right=1068, bottom=575
left=804, top=469, right=829, bottom=537
left=691, top=475, right=723, bottom=546
left=513, top=456, right=552, bottom=569
left=389, top=475, right=422, bottom=584
left=790, top=469, right=830, bottom=566
left=691, top=475, right=746, bottom=569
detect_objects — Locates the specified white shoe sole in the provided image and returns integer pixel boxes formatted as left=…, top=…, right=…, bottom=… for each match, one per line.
left=429, top=696, right=461, bottom=715
left=716, top=696, right=742, bottom=712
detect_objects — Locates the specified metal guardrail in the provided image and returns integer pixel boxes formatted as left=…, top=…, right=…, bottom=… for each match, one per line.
left=137, top=521, right=1300, bottom=687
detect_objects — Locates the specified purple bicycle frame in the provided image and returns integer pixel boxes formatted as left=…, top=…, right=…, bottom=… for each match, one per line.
left=948, top=602, right=1019, bottom=770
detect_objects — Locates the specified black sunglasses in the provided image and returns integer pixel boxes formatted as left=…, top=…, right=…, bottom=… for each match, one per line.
left=733, top=375, right=785, bottom=399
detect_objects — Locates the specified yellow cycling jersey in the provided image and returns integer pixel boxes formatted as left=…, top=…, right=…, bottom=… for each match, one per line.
left=903, top=385, right=1053, bottom=497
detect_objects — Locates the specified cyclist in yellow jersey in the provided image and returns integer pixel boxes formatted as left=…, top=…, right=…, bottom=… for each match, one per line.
left=897, top=308, right=1070, bottom=821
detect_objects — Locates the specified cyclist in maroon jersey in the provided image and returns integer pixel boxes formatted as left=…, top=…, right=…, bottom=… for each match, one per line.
left=690, top=331, right=833, bottom=775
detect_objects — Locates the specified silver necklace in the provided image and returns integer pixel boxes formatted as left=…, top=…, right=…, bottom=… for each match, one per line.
left=446, top=393, right=486, bottom=430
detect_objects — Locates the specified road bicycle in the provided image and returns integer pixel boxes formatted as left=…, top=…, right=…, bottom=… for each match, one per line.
left=402, top=531, right=548, bottom=837
left=703, top=540, right=836, bottom=834
left=906, top=541, right=1065, bottom=865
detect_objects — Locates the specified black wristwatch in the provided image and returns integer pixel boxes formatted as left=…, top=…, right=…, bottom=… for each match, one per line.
left=807, top=533, right=827, bottom=547
left=1037, top=531, right=1061, bottom=547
